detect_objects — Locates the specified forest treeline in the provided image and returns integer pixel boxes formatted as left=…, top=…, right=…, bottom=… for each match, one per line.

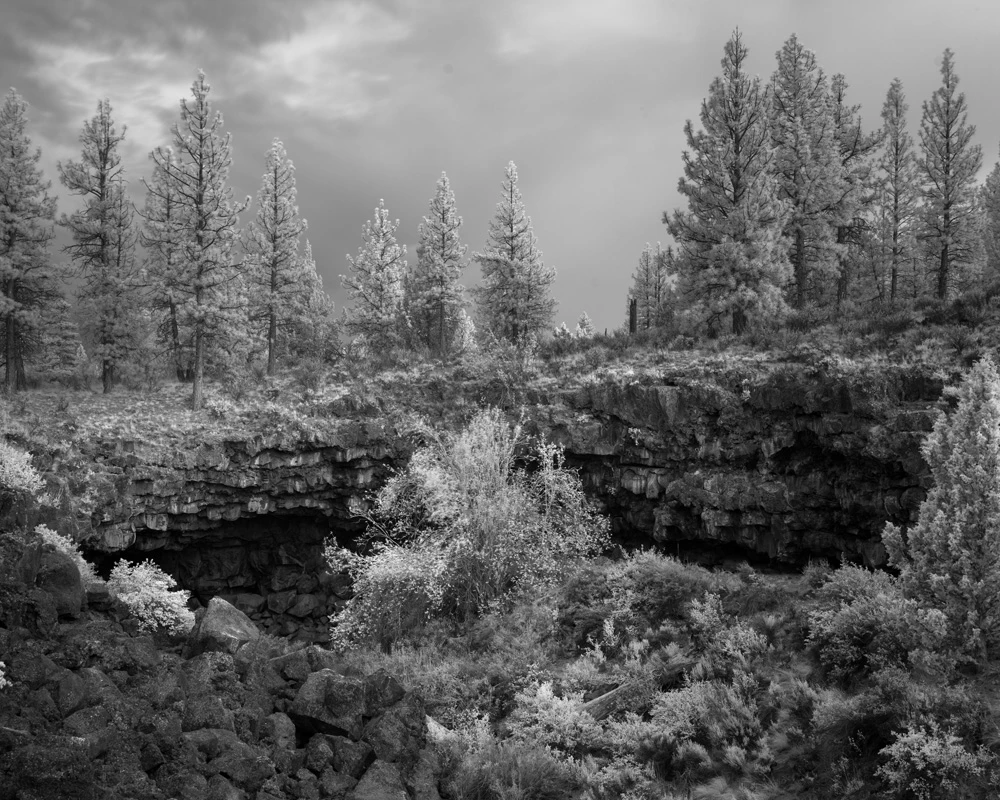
left=0, top=72, right=557, bottom=408
left=630, top=30, right=1000, bottom=338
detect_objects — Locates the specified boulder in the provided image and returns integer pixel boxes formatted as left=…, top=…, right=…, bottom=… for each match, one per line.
left=183, top=727, right=241, bottom=759
left=328, top=736, right=375, bottom=779
left=183, top=693, right=235, bottom=732
left=320, top=767, right=357, bottom=799
left=210, top=745, right=275, bottom=793
left=363, top=670, right=406, bottom=717
left=288, top=669, right=365, bottom=739
left=63, top=704, right=112, bottom=737
left=261, top=711, right=297, bottom=750
left=186, top=597, right=260, bottom=657
left=349, top=760, right=408, bottom=800
left=207, top=774, right=247, bottom=800
left=362, top=693, right=425, bottom=766
left=35, top=549, right=83, bottom=618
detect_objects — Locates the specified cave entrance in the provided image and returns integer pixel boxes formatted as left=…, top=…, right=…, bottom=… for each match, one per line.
left=92, top=514, right=355, bottom=643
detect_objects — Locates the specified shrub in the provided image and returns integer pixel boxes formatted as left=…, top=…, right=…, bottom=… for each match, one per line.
left=329, top=408, right=609, bottom=646
left=0, top=661, right=10, bottom=690
left=0, top=440, right=43, bottom=499
left=806, top=566, right=924, bottom=685
left=107, top=559, right=195, bottom=634
left=443, top=739, right=585, bottom=800
left=34, top=524, right=102, bottom=589
left=876, top=722, right=991, bottom=800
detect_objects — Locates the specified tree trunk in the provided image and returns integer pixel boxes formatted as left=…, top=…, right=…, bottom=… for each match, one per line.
left=732, top=307, right=747, bottom=335
left=938, top=241, right=950, bottom=299
left=102, top=359, right=114, bottom=394
left=794, top=227, right=807, bottom=308
left=192, top=322, right=205, bottom=411
left=267, top=311, right=277, bottom=376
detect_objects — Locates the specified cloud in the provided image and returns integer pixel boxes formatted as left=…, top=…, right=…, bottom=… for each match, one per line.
left=492, top=0, right=691, bottom=59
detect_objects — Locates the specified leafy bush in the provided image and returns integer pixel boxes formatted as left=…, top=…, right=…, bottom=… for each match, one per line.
left=34, top=524, right=102, bottom=589
left=876, top=722, right=992, bottom=800
left=0, top=439, right=43, bottom=498
left=107, top=559, right=195, bottom=634
left=806, top=565, right=927, bottom=685
left=328, top=408, right=609, bottom=647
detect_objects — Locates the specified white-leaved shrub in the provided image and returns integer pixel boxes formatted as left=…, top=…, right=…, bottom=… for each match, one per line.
left=35, top=524, right=102, bottom=589
left=0, top=440, right=43, bottom=498
left=328, top=407, right=609, bottom=647
left=107, top=559, right=195, bottom=634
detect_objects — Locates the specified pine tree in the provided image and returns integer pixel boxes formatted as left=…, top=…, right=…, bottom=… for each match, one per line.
left=146, top=71, right=246, bottom=409
left=919, top=49, right=983, bottom=300
left=244, top=139, right=310, bottom=375
left=878, top=79, right=920, bottom=302
left=667, top=30, right=789, bottom=333
left=289, top=240, right=339, bottom=364
left=33, top=294, right=85, bottom=384
left=341, top=199, right=406, bottom=352
left=406, top=172, right=467, bottom=355
left=575, top=311, right=595, bottom=338
left=829, top=74, right=883, bottom=307
left=58, top=99, right=141, bottom=392
left=140, top=150, right=193, bottom=382
left=884, top=357, right=1000, bottom=663
left=473, top=161, right=556, bottom=342
left=982, top=155, right=1000, bottom=282
left=770, top=34, right=845, bottom=309
left=0, top=89, right=59, bottom=391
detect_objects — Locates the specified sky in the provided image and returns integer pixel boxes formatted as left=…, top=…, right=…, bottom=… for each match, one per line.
left=2, top=0, right=1000, bottom=335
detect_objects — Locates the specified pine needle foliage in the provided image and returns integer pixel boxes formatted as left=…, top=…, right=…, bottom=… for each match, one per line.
left=58, top=99, right=141, bottom=393
left=145, top=71, right=246, bottom=410
left=407, top=172, right=468, bottom=356
left=0, top=89, right=59, bottom=391
left=341, top=198, right=407, bottom=353
left=473, top=161, right=556, bottom=342
left=883, top=357, right=1000, bottom=663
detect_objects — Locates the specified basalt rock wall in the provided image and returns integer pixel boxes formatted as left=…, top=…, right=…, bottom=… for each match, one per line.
left=527, top=366, right=943, bottom=566
left=65, top=365, right=944, bottom=623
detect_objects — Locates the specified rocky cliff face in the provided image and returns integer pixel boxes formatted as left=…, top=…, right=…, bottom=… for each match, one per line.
left=55, top=361, right=943, bottom=634
left=527, top=364, right=942, bottom=567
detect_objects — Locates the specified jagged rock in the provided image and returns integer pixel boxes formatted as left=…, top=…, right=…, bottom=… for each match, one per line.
left=35, top=549, right=83, bottom=618
left=182, top=693, right=235, bottom=732
left=85, top=582, right=112, bottom=611
left=63, top=705, right=111, bottom=737
left=261, top=711, right=297, bottom=749
left=53, top=668, right=87, bottom=717
left=186, top=597, right=261, bottom=657
left=210, top=744, right=275, bottom=793
left=288, top=670, right=365, bottom=739
left=363, top=670, right=406, bottom=718
left=183, top=727, right=241, bottom=759
left=305, top=734, right=335, bottom=772
left=287, top=593, right=322, bottom=618
left=207, top=774, right=247, bottom=800
left=350, top=759, right=408, bottom=800
left=362, top=693, right=425, bottom=765
left=328, top=736, right=375, bottom=779
left=268, top=590, right=296, bottom=615
left=321, top=767, right=357, bottom=798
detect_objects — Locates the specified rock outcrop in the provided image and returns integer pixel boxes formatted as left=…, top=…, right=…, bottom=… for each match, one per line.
left=55, top=360, right=945, bottom=623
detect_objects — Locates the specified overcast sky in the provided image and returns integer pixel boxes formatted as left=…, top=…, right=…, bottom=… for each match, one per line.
left=3, top=0, right=1000, bottom=334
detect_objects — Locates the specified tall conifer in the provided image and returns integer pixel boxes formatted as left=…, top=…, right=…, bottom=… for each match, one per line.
left=667, top=30, right=789, bottom=333
left=0, top=89, right=58, bottom=390
left=407, top=172, right=467, bottom=355
left=245, top=139, right=310, bottom=375
left=473, top=161, right=555, bottom=342
left=147, top=71, right=246, bottom=409
left=918, top=49, right=982, bottom=299
left=59, top=99, right=140, bottom=392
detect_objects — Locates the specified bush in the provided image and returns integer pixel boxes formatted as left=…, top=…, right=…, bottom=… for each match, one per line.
left=329, top=408, right=609, bottom=647
left=876, top=722, right=991, bottom=800
left=34, top=524, right=101, bottom=589
left=806, top=566, right=921, bottom=685
left=0, top=440, right=43, bottom=499
left=442, top=739, right=585, bottom=800
left=107, top=559, right=195, bottom=634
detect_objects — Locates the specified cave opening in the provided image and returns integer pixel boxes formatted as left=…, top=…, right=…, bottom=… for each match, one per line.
left=90, top=513, right=359, bottom=643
